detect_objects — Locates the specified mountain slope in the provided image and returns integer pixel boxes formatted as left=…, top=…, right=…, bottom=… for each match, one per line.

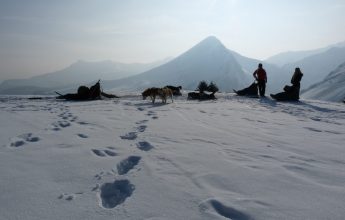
left=230, top=50, right=289, bottom=92
left=265, top=41, right=345, bottom=67
left=0, top=60, right=168, bottom=95
left=302, top=61, right=345, bottom=102
left=281, top=47, right=345, bottom=89
left=104, top=36, right=250, bottom=92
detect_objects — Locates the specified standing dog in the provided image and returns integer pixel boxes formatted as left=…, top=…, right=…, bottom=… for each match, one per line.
left=165, top=85, right=182, bottom=96
left=160, top=87, right=174, bottom=103
left=142, top=87, right=173, bottom=104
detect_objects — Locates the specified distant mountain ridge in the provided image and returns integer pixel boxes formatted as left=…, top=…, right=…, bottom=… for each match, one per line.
left=265, top=41, right=345, bottom=67
left=0, top=59, right=169, bottom=95
left=103, top=36, right=250, bottom=92
left=104, top=38, right=345, bottom=94
left=278, top=47, right=345, bottom=89
left=1, top=36, right=344, bottom=98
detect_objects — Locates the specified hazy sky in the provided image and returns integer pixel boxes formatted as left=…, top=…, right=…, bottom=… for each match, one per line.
left=0, top=0, right=345, bottom=80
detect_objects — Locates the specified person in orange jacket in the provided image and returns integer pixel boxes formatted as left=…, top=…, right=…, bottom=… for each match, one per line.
left=253, top=63, right=267, bottom=96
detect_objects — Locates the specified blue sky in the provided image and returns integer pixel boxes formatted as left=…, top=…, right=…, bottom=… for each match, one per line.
left=0, top=0, right=344, bottom=79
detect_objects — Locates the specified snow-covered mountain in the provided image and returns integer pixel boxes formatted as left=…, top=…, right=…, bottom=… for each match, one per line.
left=282, top=47, right=345, bottom=89
left=302, top=61, right=345, bottom=102
left=104, top=36, right=250, bottom=92
left=229, top=50, right=289, bottom=92
left=265, top=41, right=345, bottom=67
left=2, top=37, right=344, bottom=95
left=0, top=60, right=168, bottom=95
left=263, top=41, right=345, bottom=92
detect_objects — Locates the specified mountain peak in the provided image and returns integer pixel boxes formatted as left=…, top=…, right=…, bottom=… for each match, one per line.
left=198, top=36, right=224, bottom=47
left=185, top=36, right=226, bottom=55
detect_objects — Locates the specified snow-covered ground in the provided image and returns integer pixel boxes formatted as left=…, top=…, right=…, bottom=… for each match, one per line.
left=1, top=94, right=345, bottom=220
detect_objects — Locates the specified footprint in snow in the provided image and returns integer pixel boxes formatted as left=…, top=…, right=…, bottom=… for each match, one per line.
left=20, top=133, right=40, bottom=142
left=92, top=149, right=106, bottom=157
left=91, top=149, right=117, bottom=157
left=58, top=121, right=71, bottom=128
left=146, top=111, right=156, bottom=116
left=77, top=133, right=88, bottom=138
left=104, top=150, right=117, bottom=156
left=117, top=156, right=141, bottom=175
left=99, top=179, right=135, bottom=209
left=120, top=132, right=137, bottom=140
left=58, top=192, right=84, bottom=201
left=70, top=116, right=78, bottom=122
left=51, top=126, right=61, bottom=131
left=10, top=139, right=26, bottom=147
left=77, top=121, right=89, bottom=125
left=135, top=120, right=149, bottom=125
left=136, top=141, right=154, bottom=151
left=9, top=133, right=40, bottom=147
left=136, top=125, right=147, bottom=132
left=199, top=199, right=252, bottom=220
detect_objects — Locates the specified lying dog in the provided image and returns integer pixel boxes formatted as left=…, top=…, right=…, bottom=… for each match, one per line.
left=187, top=92, right=200, bottom=100
left=188, top=92, right=216, bottom=100
left=142, top=87, right=173, bottom=104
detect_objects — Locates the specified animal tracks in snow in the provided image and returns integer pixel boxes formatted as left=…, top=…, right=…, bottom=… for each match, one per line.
left=136, top=125, right=147, bottom=133
left=9, top=133, right=40, bottom=148
left=58, top=121, right=71, bottom=128
left=50, top=120, right=71, bottom=131
left=99, top=179, right=135, bottom=209
left=57, top=110, right=77, bottom=122
left=136, top=119, right=149, bottom=125
left=91, top=149, right=117, bottom=157
left=136, top=141, right=154, bottom=151
left=104, top=149, right=117, bottom=156
left=94, top=103, right=155, bottom=209
left=58, top=192, right=84, bottom=201
left=77, top=133, right=88, bottom=138
left=199, top=199, right=252, bottom=220
left=117, top=156, right=141, bottom=175
left=120, top=132, right=138, bottom=140
left=92, top=149, right=106, bottom=157
left=49, top=107, right=80, bottom=131
left=20, top=133, right=40, bottom=142
left=146, top=110, right=159, bottom=119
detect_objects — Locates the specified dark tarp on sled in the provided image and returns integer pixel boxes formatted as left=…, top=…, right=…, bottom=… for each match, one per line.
left=270, top=85, right=300, bottom=101
left=56, top=80, right=118, bottom=101
left=233, top=82, right=258, bottom=97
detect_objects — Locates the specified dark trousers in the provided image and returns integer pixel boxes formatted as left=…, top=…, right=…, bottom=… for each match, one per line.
left=257, top=80, right=266, bottom=96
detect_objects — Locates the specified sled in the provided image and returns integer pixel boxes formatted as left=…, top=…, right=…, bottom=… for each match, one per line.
left=56, top=80, right=118, bottom=101
left=233, top=82, right=259, bottom=98
left=270, top=93, right=299, bottom=102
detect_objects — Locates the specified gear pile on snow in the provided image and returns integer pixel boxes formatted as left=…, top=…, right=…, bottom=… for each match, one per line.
left=56, top=80, right=118, bottom=101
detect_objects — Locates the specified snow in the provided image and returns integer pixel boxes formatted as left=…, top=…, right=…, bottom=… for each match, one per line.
left=1, top=94, right=345, bottom=220
left=302, top=61, right=345, bottom=102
